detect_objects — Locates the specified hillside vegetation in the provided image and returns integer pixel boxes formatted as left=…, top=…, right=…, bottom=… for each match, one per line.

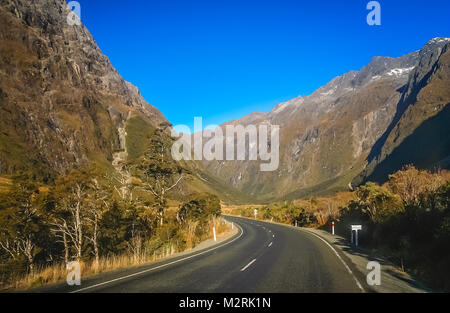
left=224, top=166, right=450, bottom=291
left=0, top=125, right=230, bottom=290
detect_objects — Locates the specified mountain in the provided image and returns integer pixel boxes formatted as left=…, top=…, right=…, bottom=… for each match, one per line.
left=353, top=38, right=450, bottom=185
left=199, top=37, right=450, bottom=201
left=1, top=0, right=448, bottom=204
left=0, top=0, right=168, bottom=179
left=0, top=0, right=255, bottom=203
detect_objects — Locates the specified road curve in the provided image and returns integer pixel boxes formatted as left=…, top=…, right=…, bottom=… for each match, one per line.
left=40, top=216, right=364, bottom=293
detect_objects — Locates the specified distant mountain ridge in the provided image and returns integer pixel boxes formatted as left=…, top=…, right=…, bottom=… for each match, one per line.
left=0, top=0, right=448, bottom=203
left=199, top=37, right=450, bottom=201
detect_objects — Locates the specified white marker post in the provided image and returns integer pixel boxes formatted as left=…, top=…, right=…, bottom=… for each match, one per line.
left=213, top=227, right=217, bottom=242
left=231, top=222, right=234, bottom=230
left=332, top=221, right=335, bottom=235
left=254, top=209, right=258, bottom=220
left=351, top=225, right=362, bottom=247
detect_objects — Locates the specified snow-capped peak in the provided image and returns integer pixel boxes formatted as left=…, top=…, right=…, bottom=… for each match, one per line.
left=426, top=37, right=450, bottom=46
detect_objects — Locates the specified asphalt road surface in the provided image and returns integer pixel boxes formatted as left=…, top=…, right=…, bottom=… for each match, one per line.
left=40, top=216, right=364, bottom=293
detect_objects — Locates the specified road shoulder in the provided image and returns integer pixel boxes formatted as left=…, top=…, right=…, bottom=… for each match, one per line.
left=227, top=215, right=431, bottom=293
left=27, top=222, right=240, bottom=293
left=302, top=228, right=431, bottom=293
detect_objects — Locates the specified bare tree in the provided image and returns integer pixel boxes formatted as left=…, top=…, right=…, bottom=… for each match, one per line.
left=51, top=182, right=86, bottom=261
left=0, top=235, right=36, bottom=273
left=0, top=178, right=40, bottom=273
left=112, top=168, right=133, bottom=202
left=50, top=220, right=70, bottom=264
left=0, top=239, right=21, bottom=260
left=85, top=179, right=108, bottom=268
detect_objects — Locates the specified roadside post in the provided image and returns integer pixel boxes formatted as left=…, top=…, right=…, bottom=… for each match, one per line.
left=351, top=225, right=362, bottom=247
left=254, top=209, right=258, bottom=220
left=332, top=221, right=335, bottom=235
left=213, top=227, right=217, bottom=242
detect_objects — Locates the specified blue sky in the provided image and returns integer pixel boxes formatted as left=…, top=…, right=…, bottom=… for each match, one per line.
left=75, top=0, right=449, bottom=129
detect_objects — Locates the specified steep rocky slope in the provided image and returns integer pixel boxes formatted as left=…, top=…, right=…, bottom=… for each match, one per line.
left=0, top=0, right=253, bottom=204
left=0, top=0, right=166, bottom=179
left=200, top=38, right=450, bottom=201
left=354, top=38, right=450, bottom=184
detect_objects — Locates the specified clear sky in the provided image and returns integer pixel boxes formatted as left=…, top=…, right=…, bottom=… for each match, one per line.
left=75, top=0, right=449, bottom=129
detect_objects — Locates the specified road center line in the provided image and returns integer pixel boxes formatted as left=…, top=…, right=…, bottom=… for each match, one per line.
left=240, top=259, right=257, bottom=272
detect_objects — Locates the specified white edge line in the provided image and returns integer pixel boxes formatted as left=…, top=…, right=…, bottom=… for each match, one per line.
left=240, top=259, right=257, bottom=272
left=268, top=242, right=273, bottom=247
left=224, top=215, right=364, bottom=292
left=306, top=231, right=365, bottom=292
left=70, top=222, right=244, bottom=293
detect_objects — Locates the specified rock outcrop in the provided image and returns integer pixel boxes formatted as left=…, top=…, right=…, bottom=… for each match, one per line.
left=0, top=0, right=166, bottom=177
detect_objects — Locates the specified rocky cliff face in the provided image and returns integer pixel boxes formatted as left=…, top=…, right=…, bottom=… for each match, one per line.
left=354, top=38, right=450, bottom=185
left=0, top=0, right=166, bottom=178
left=200, top=38, right=450, bottom=201
left=0, top=0, right=253, bottom=204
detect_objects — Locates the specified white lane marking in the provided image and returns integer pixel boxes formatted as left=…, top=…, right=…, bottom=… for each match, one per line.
left=225, top=215, right=364, bottom=292
left=240, top=259, right=257, bottom=272
left=306, top=231, right=365, bottom=292
left=70, top=222, right=244, bottom=293
left=268, top=242, right=273, bottom=247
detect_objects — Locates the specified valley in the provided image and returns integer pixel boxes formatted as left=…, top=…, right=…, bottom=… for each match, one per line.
left=0, top=0, right=449, bottom=294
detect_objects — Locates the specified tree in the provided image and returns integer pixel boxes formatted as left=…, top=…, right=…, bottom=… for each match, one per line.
left=177, top=193, right=221, bottom=248
left=108, top=168, right=150, bottom=260
left=0, top=173, right=46, bottom=273
left=388, top=165, right=444, bottom=207
left=85, top=178, right=109, bottom=268
left=137, top=123, right=184, bottom=226
left=355, top=182, right=404, bottom=223
left=50, top=170, right=92, bottom=261
left=178, top=193, right=221, bottom=223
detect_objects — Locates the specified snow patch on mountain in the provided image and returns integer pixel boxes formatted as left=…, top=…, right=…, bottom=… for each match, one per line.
left=387, top=67, right=415, bottom=77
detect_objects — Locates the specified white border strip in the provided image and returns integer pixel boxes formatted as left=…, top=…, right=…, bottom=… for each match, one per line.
left=226, top=214, right=365, bottom=293
left=305, top=231, right=365, bottom=292
left=70, top=223, right=244, bottom=293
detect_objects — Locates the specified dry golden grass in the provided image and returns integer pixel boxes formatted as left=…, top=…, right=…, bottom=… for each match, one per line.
left=0, top=176, right=12, bottom=193
left=5, top=217, right=232, bottom=291
left=221, top=204, right=265, bottom=215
